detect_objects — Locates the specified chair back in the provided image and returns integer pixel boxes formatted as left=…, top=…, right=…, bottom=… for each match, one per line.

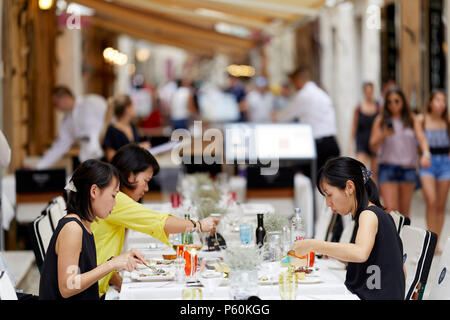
left=389, top=211, right=411, bottom=234
left=28, top=196, right=66, bottom=270
left=428, top=237, right=450, bottom=300
left=400, top=225, right=437, bottom=300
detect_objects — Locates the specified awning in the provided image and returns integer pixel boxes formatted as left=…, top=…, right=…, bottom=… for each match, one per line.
left=67, top=0, right=327, bottom=57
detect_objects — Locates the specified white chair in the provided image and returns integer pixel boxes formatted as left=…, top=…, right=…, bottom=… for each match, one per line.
left=28, top=196, right=66, bottom=270
left=389, top=211, right=411, bottom=234
left=314, top=191, right=334, bottom=241
left=0, top=271, right=18, bottom=300
left=339, top=215, right=355, bottom=244
left=293, top=173, right=314, bottom=238
left=400, top=225, right=437, bottom=300
left=427, top=237, right=450, bottom=300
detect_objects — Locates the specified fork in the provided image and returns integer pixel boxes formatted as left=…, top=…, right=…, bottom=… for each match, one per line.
left=141, top=261, right=164, bottom=274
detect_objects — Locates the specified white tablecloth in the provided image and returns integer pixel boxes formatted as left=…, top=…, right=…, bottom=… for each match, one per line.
left=113, top=201, right=359, bottom=301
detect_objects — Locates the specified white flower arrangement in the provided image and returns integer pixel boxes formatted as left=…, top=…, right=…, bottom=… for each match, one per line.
left=224, top=244, right=263, bottom=271
left=263, top=211, right=288, bottom=233
left=195, top=198, right=226, bottom=220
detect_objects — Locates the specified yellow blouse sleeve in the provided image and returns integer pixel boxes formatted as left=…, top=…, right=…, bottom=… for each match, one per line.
left=104, top=192, right=171, bottom=246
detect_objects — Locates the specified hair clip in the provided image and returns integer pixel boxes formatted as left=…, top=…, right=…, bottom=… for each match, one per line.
left=361, top=167, right=373, bottom=184
left=64, top=180, right=77, bottom=193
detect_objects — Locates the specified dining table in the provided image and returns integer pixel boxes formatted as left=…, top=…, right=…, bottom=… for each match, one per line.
left=105, top=202, right=359, bottom=301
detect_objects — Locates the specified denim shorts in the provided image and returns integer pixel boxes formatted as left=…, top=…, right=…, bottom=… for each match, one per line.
left=419, top=154, right=450, bottom=181
left=378, top=164, right=418, bottom=184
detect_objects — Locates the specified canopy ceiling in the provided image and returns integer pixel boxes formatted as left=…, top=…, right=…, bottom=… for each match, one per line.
left=67, top=0, right=327, bottom=58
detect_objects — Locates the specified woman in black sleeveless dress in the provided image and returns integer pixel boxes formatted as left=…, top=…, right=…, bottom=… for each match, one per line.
left=294, top=157, right=406, bottom=300
left=351, top=82, right=380, bottom=183
left=39, top=160, right=146, bottom=300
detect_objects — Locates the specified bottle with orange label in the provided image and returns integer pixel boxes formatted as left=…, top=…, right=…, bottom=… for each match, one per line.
left=290, top=208, right=315, bottom=267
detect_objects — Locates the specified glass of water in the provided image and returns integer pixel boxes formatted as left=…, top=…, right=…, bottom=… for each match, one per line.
left=239, top=224, right=253, bottom=245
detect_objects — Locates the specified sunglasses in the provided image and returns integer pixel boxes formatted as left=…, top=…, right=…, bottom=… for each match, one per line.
left=387, top=99, right=401, bottom=105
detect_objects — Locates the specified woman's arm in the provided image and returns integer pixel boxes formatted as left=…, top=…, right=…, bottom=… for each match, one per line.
left=369, top=115, right=392, bottom=153
left=163, top=215, right=219, bottom=234
left=294, top=210, right=378, bottom=263
left=56, top=221, right=144, bottom=298
left=105, top=147, right=116, bottom=163
left=56, top=222, right=116, bottom=298
left=413, top=113, right=431, bottom=168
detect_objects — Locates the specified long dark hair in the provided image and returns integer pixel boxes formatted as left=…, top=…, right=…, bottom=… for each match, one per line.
left=424, top=89, right=450, bottom=137
left=111, top=143, right=160, bottom=191
left=382, top=88, right=413, bottom=128
left=66, top=159, right=119, bottom=222
left=317, top=157, right=384, bottom=221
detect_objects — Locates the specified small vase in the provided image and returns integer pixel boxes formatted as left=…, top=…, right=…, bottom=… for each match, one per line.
left=228, top=269, right=259, bottom=300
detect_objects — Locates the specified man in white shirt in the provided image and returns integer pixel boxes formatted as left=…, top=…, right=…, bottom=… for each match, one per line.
left=36, top=86, right=107, bottom=170
left=274, top=66, right=340, bottom=170
left=245, top=77, right=275, bottom=123
left=0, top=130, right=11, bottom=168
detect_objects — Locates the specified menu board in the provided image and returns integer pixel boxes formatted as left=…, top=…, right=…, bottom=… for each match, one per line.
left=224, top=123, right=316, bottom=162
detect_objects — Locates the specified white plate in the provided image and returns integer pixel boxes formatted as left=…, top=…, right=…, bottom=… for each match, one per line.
left=131, top=270, right=175, bottom=282
left=219, top=276, right=323, bottom=286
left=298, top=277, right=323, bottom=284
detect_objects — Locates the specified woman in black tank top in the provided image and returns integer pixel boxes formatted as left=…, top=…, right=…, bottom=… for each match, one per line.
left=294, top=157, right=406, bottom=300
left=39, top=160, right=146, bottom=300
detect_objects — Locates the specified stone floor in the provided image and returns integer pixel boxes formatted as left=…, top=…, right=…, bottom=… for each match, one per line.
left=11, top=190, right=450, bottom=299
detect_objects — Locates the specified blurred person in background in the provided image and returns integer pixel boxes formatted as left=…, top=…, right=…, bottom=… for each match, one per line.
left=0, top=129, right=11, bottom=168
left=415, top=90, right=450, bottom=254
left=35, top=86, right=107, bottom=170
left=102, top=94, right=151, bottom=162
left=225, top=75, right=247, bottom=122
left=274, top=66, right=340, bottom=171
left=370, top=88, right=428, bottom=217
left=245, top=76, right=275, bottom=123
left=273, top=81, right=293, bottom=111
left=169, top=77, right=196, bottom=130
left=351, top=82, right=381, bottom=183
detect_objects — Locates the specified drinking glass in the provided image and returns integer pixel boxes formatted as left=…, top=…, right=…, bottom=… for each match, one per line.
left=198, top=257, right=223, bottom=299
left=279, top=271, right=298, bottom=300
left=239, top=223, right=253, bottom=245
left=182, top=287, right=203, bottom=300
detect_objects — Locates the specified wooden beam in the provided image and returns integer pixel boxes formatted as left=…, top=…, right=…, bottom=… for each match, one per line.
left=90, top=16, right=246, bottom=57
left=67, top=0, right=256, bottom=50
left=155, top=0, right=296, bottom=21
left=206, top=0, right=320, bottom=16
left=91, top=16, right=214, bottom=56
left=113, top=0, right=268, bottom=30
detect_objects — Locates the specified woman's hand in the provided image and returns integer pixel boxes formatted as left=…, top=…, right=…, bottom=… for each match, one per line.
left=199, top=217, right=220, bottom=233
left=420, top=153, right=431, bottom=169
left=294, top=239, right=314, bottom=257
left=109, top=249, right=145, bottom=272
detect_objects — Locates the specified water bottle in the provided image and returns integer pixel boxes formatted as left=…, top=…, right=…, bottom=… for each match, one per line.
left=290, top=208, right=305, bottom=243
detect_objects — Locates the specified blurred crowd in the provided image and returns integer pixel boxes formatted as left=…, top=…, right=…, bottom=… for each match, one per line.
left=1, top=65, right=449, bottom=254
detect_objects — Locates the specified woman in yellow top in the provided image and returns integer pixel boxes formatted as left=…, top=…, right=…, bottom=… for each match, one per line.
left=91, top=144, right=219, bottom=296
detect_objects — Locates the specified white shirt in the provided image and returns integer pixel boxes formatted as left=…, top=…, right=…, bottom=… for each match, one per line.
left=170, top=87, right=191, bottom=121
left=246, top=90, right=275, bottom=123
left=277, top=81, right=337, bottom=139
left=0, top=130, right=11, bottom=168
left=36, top=94, right=107, bottom=169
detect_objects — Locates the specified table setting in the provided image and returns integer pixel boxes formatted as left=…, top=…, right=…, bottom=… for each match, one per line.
left=111, top=173, right=358, bottom=301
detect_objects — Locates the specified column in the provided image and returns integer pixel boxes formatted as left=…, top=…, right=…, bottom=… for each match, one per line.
left=361, top=0, right=382, bottom=96
left=334, top=2, right=358, bottom=156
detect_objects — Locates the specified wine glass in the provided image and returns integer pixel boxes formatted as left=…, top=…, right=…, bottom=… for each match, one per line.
left=198, top=257, right=223, bottom=299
